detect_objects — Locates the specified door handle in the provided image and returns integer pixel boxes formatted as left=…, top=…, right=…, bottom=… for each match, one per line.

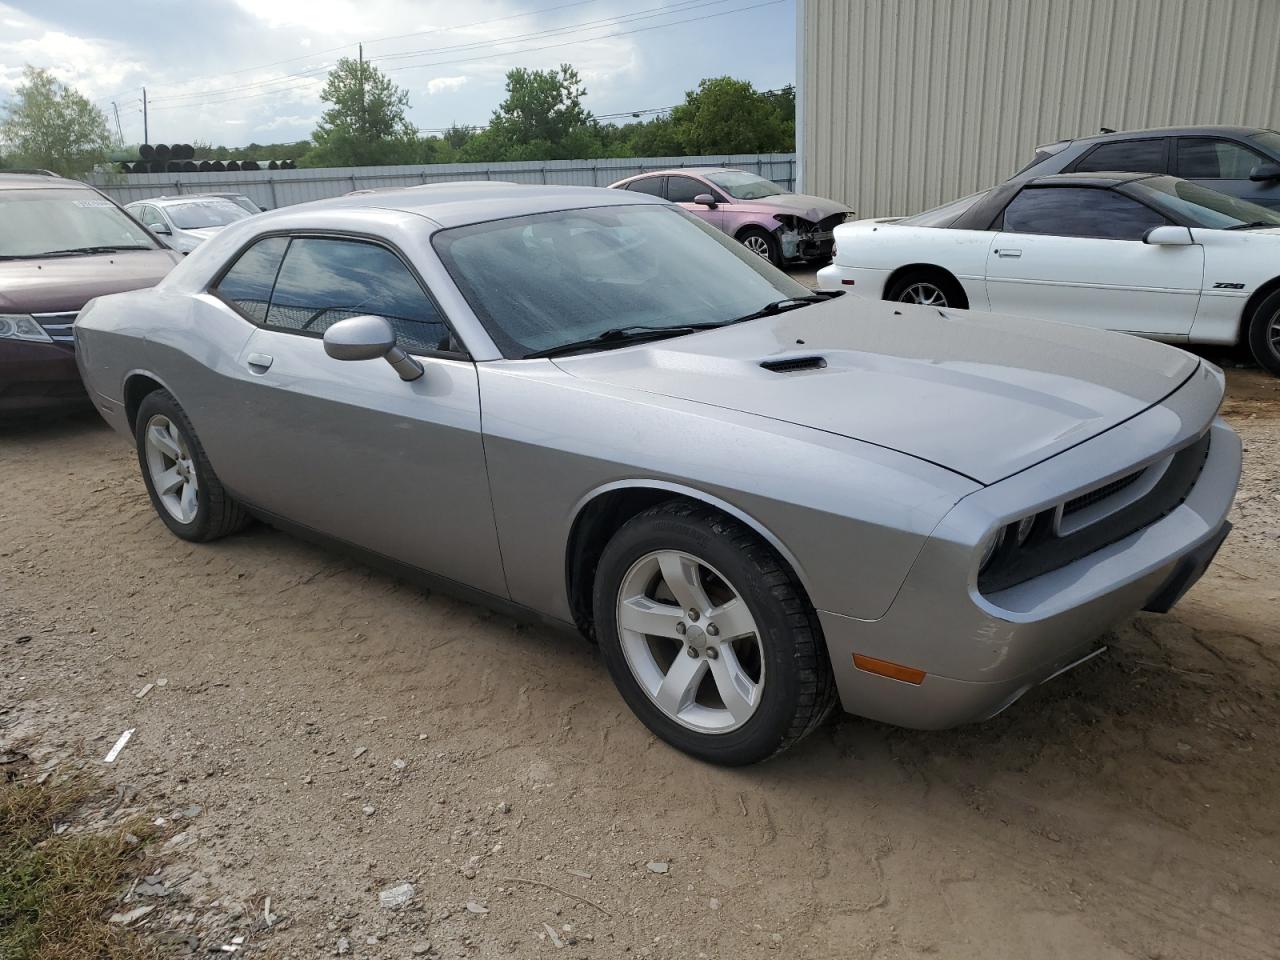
left=995, top=248, right=1022, bottom=258
left=246, top=352, right=273, bottom=372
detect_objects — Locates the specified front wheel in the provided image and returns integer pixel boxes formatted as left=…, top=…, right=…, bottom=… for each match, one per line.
left=1246, top=288, right=1280, bottom=377
left=134, top=389, right=249, bottom=542
left=738, top=227, right=783, bottom=267
left=593, top=501, right=836, bottom=765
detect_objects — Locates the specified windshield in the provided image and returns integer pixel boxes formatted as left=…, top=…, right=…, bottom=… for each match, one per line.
left=164, top=198, right=252, bottom=229
left=1126, top=176, right=1280, bottom=229
left=899, top=191, right=989, bottom=227
left=0, top=188, right=158, bottom=258
left=703, top=171, right=786, bottom=200
left=433, top=204, right=811, bottom=358
left=1249, top=131, right=1280, bottom=156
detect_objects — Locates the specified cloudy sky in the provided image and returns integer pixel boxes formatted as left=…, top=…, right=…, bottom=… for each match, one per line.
left=0, top=0, right=796, bottom=147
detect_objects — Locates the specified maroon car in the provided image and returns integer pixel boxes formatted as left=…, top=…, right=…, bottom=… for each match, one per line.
left=0, top=173, right=179, bottom=418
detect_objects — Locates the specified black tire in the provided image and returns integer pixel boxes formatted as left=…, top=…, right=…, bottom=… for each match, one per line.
left=593, top=500, right=837, bottom=765
left=737, top=226, right=783, bottom=267
left=134, top=389, right=249, bottom=542
left=885, top=270, right=969, bottom=309
left=1245, top=287, right=1280, bottom=377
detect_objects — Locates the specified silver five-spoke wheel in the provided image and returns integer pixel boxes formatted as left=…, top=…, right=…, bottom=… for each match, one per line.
left=898, top=281, right=949, bottom=306
left=143, top=413, right=199, bottom=524
left=616, top=549, right=764, bottom=734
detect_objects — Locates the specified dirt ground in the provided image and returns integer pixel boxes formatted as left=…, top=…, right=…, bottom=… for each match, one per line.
left=2, top=362, right=1279, bottom=960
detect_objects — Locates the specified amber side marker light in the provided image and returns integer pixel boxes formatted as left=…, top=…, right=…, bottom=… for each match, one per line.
left=853, top=654, right=926, bottom=685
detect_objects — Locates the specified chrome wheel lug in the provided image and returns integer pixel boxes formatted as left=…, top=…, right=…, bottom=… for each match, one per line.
left=675, top=622, right=686, bottom=636
left=706, top=646, right=719, bottom=660
left=706, top=623, right=719, bottom=637
left=686, top=645, right=699, bottom=658
left=687, top=609, right=700, bottom=622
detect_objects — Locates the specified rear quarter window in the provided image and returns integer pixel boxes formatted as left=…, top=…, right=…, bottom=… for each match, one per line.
left=212, top=236, right=289, bottom=322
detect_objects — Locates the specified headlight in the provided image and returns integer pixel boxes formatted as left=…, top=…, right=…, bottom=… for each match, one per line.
left=0, top=315, right=53, bottom=343
left=1014, top=514, right=1036, bottom=546
left=978, top=528, right=1005, bottom=572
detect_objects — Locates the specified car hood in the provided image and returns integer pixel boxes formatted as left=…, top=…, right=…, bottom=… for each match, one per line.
left=552, top=297, right=1199, bottom=485
left=0, top=249, right=180, bottom=314
left=743, top=193, right=852, bottom=221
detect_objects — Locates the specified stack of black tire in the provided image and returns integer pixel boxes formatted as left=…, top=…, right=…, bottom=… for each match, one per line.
left=114, top=144, right=297, bottom=174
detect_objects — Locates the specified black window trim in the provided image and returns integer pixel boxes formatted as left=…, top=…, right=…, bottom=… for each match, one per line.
left=207, top=228, right=471, bottom=360
left=1066, top=136, right=1172, bottom=176
left=987, top=183, right=1173, bottom=240
left=1172, top=135, right=1269, bottom=179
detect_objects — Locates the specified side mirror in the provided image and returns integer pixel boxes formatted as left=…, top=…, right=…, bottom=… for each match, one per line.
left=322, top=314, right=423, bottom=381
left=693, top=193, right=718, bottom=208
left=1249, top=162, right=1280, bottom=182
left=148, top=222, right=171, bottom=235
left=1143, top=225, right=1194, bottom=246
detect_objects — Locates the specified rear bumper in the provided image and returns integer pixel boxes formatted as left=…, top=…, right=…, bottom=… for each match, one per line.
left=818, top=377, right=1241, bottom=729
left=0, top=341, right=87, bottom=417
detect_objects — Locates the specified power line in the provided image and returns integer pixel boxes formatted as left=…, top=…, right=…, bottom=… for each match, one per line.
left=149, top=0, right=734, bottom=107
left=95, top=0, right=605, bottom=105
left=147, top=0, right=784, bottom=113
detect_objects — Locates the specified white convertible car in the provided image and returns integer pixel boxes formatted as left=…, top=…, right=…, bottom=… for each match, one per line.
left=817, top=171, right=1280, bottom=376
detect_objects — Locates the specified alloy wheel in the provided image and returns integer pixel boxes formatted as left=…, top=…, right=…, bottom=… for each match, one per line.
left=143, top=414, right=199, bottom=524
left=1269, top=307, right=1280, bottom=359
left=899, top=282, right=949, bottom=306
left=615, top=549, right=765, bottom=734
left=742, top=235, right=772, bottom=260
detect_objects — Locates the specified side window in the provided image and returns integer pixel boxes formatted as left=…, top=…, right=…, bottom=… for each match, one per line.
left=213, top=236, right=289, bottom=322
left=665, top=176, right=706, bottom=203
left=626, top=177, right=665, bottom=197
left=1000, top=187, right=1167, bottom=240
left=1177, top=138, right=1266, bottom=179
left=1072, top=138, right=1168, bottom=174
left=138, top=205, right=161, bottom=227
left=265, top=237, right=452, bottom=354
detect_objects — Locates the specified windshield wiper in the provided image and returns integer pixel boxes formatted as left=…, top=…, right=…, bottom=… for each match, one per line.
left=1223, top=220, right=1277, bottom=231
left=721, top=291, right=839, bottom=326
left=526, top=324, right=719, bottom=359
left=33, top=245, right=156, bottom=257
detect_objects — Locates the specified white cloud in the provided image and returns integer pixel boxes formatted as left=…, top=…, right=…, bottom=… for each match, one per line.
left=426, top=75, right=467, bottom=95
left=299, top=38, right=312, bottom=48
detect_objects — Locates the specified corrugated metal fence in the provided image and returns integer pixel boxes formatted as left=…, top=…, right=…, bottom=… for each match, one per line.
left=88, top=154, right=797, bottom=210
left=799, top=0, right=1280, bottom=216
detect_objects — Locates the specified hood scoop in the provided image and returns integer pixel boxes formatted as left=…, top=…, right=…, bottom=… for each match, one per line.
left=760, top=355, right=827, bottom=374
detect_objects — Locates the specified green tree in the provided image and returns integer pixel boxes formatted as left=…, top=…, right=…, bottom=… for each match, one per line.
left=486, top=64, right=592, bottom=156
left=0, top=66, right=111, bottom=177
left=309, top=57, right=418, bottom=166
left=669, top=77, right=791, bottom=155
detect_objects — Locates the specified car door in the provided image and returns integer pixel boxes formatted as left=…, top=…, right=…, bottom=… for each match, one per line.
left=1175, top=137, right=1280, bottom=209
left=211, top=233, right=508, bottom=598
left=664, top=174, right=725, bottom=231
left=985, top=185, right=1203, bottom=336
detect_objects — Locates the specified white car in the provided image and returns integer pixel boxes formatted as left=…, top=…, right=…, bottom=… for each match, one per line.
left=817, top=172, right=1280, bottom=376
left=125, top=195, right=254, bottom=254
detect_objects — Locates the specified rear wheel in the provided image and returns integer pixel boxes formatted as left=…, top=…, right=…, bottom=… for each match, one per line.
left=593, top=500, right=836, bottom=765
left=1246, top=288, right=1280, bottom=377
left=885, top=270, right=968, bottom=309
left=738, top=226, right=782, bottom=267
left=134, top=389, right=249, bottom=542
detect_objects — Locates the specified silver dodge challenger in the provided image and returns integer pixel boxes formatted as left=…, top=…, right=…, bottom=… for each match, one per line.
left=74, top=183, right=1241, bottom=765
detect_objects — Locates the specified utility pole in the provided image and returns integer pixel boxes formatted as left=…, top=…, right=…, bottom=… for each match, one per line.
left=358, top=43, right=365, bottom=139
left=142, top=87, right=149, bottom=144
left=111, top=101, right=124, bottom=145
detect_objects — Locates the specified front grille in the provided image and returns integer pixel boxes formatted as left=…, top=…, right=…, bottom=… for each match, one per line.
left=1063, top=468, right=1144, bottom=516
left=979, top=431, right=1212, bottom=594
left=33, top=311, right=77, bottom=344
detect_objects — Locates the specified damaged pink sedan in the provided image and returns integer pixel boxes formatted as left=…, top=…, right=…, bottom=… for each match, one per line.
left=609, top=167, right=851, bottom=266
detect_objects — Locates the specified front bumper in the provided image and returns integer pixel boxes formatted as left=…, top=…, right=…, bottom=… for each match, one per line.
left=818, top=366, right=1242, bottom=729
left=0, top=341, right=88, bottom=417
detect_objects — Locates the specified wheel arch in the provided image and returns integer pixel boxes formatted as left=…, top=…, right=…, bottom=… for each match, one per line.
left=123, top=370, right=179, bottom=432
left=733, top=220, right=781, bottom=240
left=1241, top=275, right=1280, bottom=339
left=883, top=262, right=971, bottom=308
left=563, top=480, right=816, bottom=641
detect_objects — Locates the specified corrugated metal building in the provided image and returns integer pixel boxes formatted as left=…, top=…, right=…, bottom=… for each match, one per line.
left=797, top=0, right=1280, bottom=217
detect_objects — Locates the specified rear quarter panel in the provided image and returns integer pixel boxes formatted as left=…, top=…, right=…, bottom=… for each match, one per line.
left=831, top=221, right=995, bottom=307
left=1190, top=229, right=1280, bottom=344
